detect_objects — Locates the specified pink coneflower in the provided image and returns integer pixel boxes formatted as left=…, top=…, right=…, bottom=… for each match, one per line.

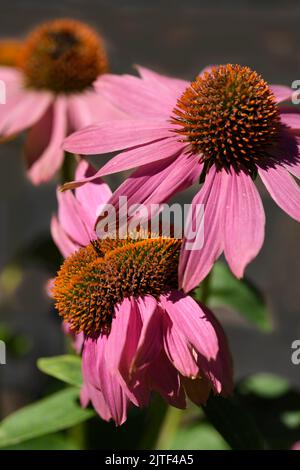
left=0, top=19, right=125, bottom=184
left=64, top=64, right=300, bottom=292
left=50, top=159, right=112, bottom=352
left=52, top=230, right=233, bottom=425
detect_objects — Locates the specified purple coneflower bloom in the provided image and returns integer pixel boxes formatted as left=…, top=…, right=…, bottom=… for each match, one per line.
left=64, top=64, right=300, bottom=292
left=0, top=19, right=125, bottom=184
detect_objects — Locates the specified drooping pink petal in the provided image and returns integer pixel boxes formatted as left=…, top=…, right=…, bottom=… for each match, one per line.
left=63, top=118, right=171, bottom=155
left=280, top=112, right=300, bottom=131
left=149, top=351, right=186, bottom=409
left=135, top=65, right=188, bottom=101
left=161, top=291, right=233, bottom=395
left=82, top=383, right=112, bottom=423
left=95, top=73, right=175, bottom=118
left=130, top=296, right=162, bottom=374
left=105, top=298, right=142, bottom=384
left=26, top=96, right=67, bottom=184
left=95, top=150, right=201, bottom=236
left=222, top=169, right=265, bottom=278
left=92, top=136, right=186, bottom=178
left=259, top=165, right=300, bottom=221
left=50, top=215, right=79, bottom=258
left=179, top=166, right=223, bottom=293
left=82, top=336, right=129, bottom=425
left=0, top=89, right=52, bottom=137
left=74, top=160, right=112, bottom=226
left=270, top=85, right=292, bottom=103
left=57, top=188, right=92, bottom=246
left=67, top=90, right=127, bottom=131
left=0, top=66, right=23, bottom=83
left=162, top=309, right=199, bottom=378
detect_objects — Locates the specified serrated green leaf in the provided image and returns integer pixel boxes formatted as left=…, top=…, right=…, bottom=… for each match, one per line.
left=195, top=262, right=272, bottom=332
left=202, top=395, right=266, bottom=450
left=0, top=388, right=94, bottom=448
left=37, top=355, right=82, bottom=387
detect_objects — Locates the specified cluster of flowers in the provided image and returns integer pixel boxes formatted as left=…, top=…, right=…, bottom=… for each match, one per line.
left=1, top=18, right=299, bottom=425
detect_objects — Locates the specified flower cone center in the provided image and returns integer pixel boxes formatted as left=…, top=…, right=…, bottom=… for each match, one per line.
left=18, top=19, right=108, bottom=93
left=172, top=64, right=280, bottom=173
left=53, top=235, right=181, bottom=337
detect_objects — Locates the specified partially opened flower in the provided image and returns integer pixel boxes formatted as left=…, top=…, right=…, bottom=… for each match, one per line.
left=52, top=229, right=233, bottom=425
left=50, top=159, right=112, bottom=352
left=64, top=64, right=300, bottom=292
left=0, top=18, right=125, bottom=184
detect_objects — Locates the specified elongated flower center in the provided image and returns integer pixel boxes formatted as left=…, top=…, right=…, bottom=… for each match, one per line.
left=172, top=64, right=280, bottom=173
left=18, top=19, right=108, bottom=93
left=53, top=235, right=181, bottom=337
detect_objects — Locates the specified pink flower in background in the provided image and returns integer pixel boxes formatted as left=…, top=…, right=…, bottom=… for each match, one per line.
left=0, top=19, right=125, bottom=184
left=64, top=64, right=300, bottom=292
left=51, top=159, right=112, bottom=352
left=53, top=230, right=233, bottom=425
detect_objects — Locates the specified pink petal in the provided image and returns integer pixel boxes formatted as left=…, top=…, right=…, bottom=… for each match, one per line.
left=63, top=118, right=171, bottom=155
left=82, top=383, right=112, bottom=423
left=95, top=150, right=201, bottom=235
left=135, top=65, right=188, bottom=101
left=162, top=310, right=199, bottom=378
left=0, top=89, right=52, bottom=137
left=105, top=298, right=142, bottom=384
left=83, top=336, right=129, bottom=425
left=259, top=165, right=300, bottom=221
left=280, top=112, right=300, bottom=130
left=57, top=188, right=92, bottom=246
left=161, top=291, right=233, bottom=395
left=149, top=351, right=186, bottom=409
left=75, top=160, right=112, bottom=226
left=95, top=73, right=175, bottom=118
left=270, top=85, right=292, bottom=103
left=67, top=90, right=127, bottom=131
left=0, top=66, right=23, bottom=83
left=26, top=97, right=67, bottom=184
left=179, top=166, right=223, bottom=293
left=92, top=136, right=186, bottom=178
left=50, top=215, right=79, bottom=258
left=222, top=169, right=265, bottom=278
left=130, top=296, right=162, bottom=374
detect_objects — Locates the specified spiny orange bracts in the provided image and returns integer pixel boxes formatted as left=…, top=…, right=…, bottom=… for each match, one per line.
left=53, top=235, right=182, bottom=337
left=18, top=18, right=108, bottom=93
left=172, top=64, right=280, bottom=173
left=0, top=40, right=22, bottom=66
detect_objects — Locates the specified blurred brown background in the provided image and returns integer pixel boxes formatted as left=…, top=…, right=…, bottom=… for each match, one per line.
left=0, top=0, right=300, bottom=417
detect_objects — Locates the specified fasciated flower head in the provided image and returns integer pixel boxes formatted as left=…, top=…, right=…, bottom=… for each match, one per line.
left=53, top=234, right=181, bottom=337
left=18, top=19, right=108, bottom=93
left=64, top=64, right=300, bottom=291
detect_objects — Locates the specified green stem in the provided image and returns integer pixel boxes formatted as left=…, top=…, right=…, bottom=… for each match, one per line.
left=155, top=406, right=185, bottom=450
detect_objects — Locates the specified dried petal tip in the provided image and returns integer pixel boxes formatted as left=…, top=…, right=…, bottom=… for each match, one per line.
left=18, top=18, right=108, bottom=93
left=172, top=64, right=280, bottom=173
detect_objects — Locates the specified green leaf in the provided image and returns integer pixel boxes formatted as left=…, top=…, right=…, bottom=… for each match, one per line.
left=0, top=388, right=95, bottom=448
left=202, top=395, right=265, bottom=450
left=195, top=262, right=272, bottom=332
left=37, top=355, right=82, bottom=387
left=3, top=433, right=81, bottom=450
left=171, top=422, right=229, bottom=450
left=239, top=373, right=289, bottom=399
